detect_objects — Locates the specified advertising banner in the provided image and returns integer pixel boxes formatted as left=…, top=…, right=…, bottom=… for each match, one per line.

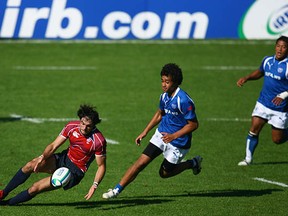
left=0, top=0, right=287, bottom=40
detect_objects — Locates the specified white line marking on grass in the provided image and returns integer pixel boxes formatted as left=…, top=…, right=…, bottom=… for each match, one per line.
left=9, top=114, right=118, bottom=144
left=10, top=114, right=107, bottom=123
left=253, top=177, right=288, bottom=188
left=201, top=66, right=256, bottom=71
left=106, top=139, right=119, bottom=145
left=13, top=66, right=97, bottom=71
left=205, top=118, right=250, bottom=122
left=10, top=114, right=77, bottom=123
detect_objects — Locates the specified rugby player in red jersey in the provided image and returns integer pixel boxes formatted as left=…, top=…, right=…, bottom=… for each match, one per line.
left=0, top=104, right=107, bottom=205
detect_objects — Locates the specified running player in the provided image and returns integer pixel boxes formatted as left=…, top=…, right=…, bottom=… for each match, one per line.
left=102, top=63, right=202, bottom=199
left=237, top=36, right=288, bottom=166
left=0, top=104, right=107, bottom=205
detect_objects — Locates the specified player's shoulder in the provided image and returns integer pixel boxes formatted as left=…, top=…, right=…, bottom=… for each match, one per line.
left=177, top=89, right=195, bottom=107
left=92, top=128, right=107, bottom=144
left=262, top=55, right=274, bottom=62
left=178, top=88, right=192, bottom=99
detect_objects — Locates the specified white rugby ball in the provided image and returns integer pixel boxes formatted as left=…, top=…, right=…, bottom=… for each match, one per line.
left=51, top=167, right=71, bottom=187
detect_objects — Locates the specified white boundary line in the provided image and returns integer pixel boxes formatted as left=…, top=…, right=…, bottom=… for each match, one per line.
left=9, top=114, right=118, bottom=144
left=201, top=66, right=256, bottom=71
left=253, top=177, right=288, bottom=188
left=12, top=65, right=256, bottom=71
left=205, top=118, right=250, bottom=122
left=13, top=66, right=97, bottom=71
left=10, top=114, right=77, bottom=123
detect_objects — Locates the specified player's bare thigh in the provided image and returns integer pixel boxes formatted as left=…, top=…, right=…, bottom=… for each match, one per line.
left=22, top=155, right=57, bottom=174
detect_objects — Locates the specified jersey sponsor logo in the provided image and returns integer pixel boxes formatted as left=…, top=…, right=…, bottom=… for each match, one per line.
left=278, top=68, right=283, bottom=73
left=86, top=137, right=92, bottom=144
left=239, top=0, right=288, bottom=39
left=73, top=131, right=80, bottom=138
left=164, top=108, right=179, bottom=116
left=265, top=72, right=281, bottom=80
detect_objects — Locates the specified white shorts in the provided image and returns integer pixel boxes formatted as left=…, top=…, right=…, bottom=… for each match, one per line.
left=252, top=102, right=288, bottom=129
left=150, top=129, right=189, bottom=164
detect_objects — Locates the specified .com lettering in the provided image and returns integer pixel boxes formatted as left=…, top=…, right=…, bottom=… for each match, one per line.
left=0, top=0, right=209, bottom=39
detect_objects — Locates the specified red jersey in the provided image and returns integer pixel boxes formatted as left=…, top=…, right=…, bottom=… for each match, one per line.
left=60, top=121, right=107, bottom=172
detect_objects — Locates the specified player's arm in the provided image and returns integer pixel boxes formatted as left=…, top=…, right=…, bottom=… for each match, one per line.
left=272, top=90, right=288, bottom=106
left=161, top=119, right=198, bottom=144
left=84, top=155, right=106, bottom=200
left=237, top=69, right=263, bottom=87
left=135, top=108, right=163, bottom=145
left=34, top=135, right=66, bottom=172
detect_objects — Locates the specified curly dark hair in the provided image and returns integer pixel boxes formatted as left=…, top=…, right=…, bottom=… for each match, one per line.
left=160, top=63, right=183, bottom=85
left=77, top=104, right=101, bottom=125
left=276, top=36, right=288, bottom=45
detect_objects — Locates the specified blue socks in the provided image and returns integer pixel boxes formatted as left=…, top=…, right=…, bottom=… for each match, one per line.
left=245, top=131, right=258, bottom=162
left=113, top=183, right=124, bottom=194
left=7, top=190, right=34, bottom=205
left=3, top=168, right=31, bottom=198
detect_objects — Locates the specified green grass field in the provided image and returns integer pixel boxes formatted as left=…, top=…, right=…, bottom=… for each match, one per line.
left=0, top=40, right=287, bottom=215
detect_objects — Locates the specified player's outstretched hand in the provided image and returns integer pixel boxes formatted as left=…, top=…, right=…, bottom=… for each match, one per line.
left=135, top=132, right=147, bottom=146
left=84, top=185, right=96, bottom=200
left=33, top=155, right=44, bottom=173
left=272, top=96, right=284, bottom=106
left=236, top=77, right=247, bottom=87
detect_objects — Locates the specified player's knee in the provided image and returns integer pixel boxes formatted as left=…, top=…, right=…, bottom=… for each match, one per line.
left=22, top=161, right=35, bottom=173
left=28, top=183, right=41, bottom=196
left=272, top=137, right=286, bottom=144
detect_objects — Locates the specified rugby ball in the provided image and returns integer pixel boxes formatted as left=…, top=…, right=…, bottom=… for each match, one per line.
left=51, top=167, right=71, bottom=187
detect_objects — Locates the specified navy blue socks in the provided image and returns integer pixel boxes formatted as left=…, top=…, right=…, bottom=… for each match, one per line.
left=3, top=168, right=31, bottom=198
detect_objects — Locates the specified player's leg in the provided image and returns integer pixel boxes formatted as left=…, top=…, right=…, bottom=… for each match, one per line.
left=238, top=116, right=266, bottom=166
left=0, top=155, right=56, bottom=200
left=159, top=144, right=202, bottom=178
left=271, top=127, right=288, bottom=144
left=158, top=156, right=202, bottom=178
left=102, top=143, right=162, bottom=199
left=4, top=176, right=56, bottom=205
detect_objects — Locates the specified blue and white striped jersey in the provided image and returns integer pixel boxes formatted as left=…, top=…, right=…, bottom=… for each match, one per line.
left=258, top=55, right=288, bottom=112
left=158, top=87, right=197, bottom=149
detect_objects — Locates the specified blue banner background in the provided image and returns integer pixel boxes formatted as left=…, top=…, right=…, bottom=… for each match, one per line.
left=0, top=0, right=255, bottom=40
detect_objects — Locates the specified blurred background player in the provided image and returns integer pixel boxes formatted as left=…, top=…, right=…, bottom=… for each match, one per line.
left=237, top=36, right=288, bottom=166
left=0, top=104, right=106, bottom=205
left=102, top=63, right=202, bottom=199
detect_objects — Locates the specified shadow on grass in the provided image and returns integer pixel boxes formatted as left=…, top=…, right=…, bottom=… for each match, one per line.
left=20, top=198, right=173, bottom=210
left=0, top=117, right=21, bottom=123
left=184, top=188, right=283, bottom=197
left=18, top=188, right=282, bottom=209
left=131, top=188, right=283, bottom=199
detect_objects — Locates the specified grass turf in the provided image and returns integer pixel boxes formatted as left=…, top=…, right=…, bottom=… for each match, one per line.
left=0, top=40, right=287, bottom=215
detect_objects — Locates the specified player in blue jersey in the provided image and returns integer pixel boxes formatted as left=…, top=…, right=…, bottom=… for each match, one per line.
left=237, top=36, right=288, bottom=166
left=102, top=63, right=202, bottom=199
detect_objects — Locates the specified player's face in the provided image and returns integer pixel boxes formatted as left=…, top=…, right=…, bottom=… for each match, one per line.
left=275, top=40, right=288, bottom=61
left=161, top=75, right=177, bottom=95
left=79, top=117, right=95, bottom=135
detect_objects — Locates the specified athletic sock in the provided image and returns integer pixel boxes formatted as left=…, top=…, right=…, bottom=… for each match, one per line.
left=187, top=158, right=196, bottom=168
left=7, top=190, right=34, bottom=205
left=113, top=183, right=124, bottom=194
left=245, top=131, right=258, bottom=162
left=3, top=168, right=31, bottom=197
